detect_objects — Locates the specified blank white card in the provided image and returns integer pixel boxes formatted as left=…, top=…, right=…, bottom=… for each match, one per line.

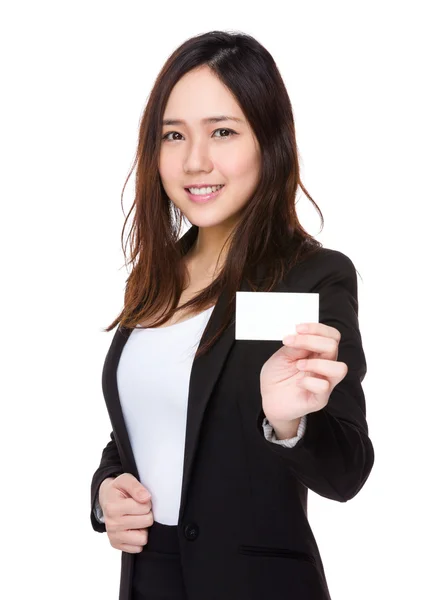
left=235, top=291, right=319, bottom=341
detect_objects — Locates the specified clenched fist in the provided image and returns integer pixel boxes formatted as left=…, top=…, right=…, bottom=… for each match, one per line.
left=99, top=473, right=154, bottom=553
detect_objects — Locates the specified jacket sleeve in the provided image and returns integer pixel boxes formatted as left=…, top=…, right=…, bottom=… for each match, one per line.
left=256, top=250, right=374, bottom=502
left=90, top=430, right=124, bottom=533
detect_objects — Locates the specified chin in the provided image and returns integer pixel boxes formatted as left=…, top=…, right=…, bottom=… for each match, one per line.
left=186, top=214, right=230, bottom=228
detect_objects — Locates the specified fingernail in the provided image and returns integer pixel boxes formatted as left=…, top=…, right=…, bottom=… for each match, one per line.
left=296, top=323, right=308, bottom=332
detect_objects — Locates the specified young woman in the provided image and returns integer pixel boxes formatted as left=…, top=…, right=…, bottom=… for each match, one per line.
left=90, top=30, right=374, bottom=600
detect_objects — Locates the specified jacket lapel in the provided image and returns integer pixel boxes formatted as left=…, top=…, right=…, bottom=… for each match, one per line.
left=178, top=279, right=237, bottom=520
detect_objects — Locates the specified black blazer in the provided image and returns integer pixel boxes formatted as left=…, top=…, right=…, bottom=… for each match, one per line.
left=90, top=226, right=374, bottom=600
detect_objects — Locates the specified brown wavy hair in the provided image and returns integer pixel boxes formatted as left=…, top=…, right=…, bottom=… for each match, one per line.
left=103, top=30, right=324, bottom=359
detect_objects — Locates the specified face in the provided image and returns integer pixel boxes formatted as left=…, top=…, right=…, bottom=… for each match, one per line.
left=158, top=66, right=261, bottom=233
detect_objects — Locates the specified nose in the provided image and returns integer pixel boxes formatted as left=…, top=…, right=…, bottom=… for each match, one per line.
left=183, top=136, right=213, bottom=173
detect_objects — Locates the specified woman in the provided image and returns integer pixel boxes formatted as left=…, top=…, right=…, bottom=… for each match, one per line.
left=90, top=30, right=374, bottom=600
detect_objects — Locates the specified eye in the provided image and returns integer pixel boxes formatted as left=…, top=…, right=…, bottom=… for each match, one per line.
left=162, top=131, right=183, bottom=142
left=212, top=128, right=237, bottom=138
left=162, top=128, right=237, bottom=142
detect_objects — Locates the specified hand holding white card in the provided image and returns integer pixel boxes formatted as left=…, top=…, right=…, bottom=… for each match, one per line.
left=235, top=291, right=319, bottom=341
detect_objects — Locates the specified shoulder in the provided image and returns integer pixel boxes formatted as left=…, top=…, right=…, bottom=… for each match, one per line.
left=284, top=245, right=359, bottom=291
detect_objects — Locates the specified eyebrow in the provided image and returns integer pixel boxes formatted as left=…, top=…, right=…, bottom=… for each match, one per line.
left=162, top=115, right=245, bottom=126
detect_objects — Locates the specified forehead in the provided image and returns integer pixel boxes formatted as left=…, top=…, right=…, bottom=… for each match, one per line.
left=163, top=67, right=245, bottom=124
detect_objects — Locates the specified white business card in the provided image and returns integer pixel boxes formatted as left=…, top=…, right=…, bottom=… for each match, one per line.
left=235, top=291, right=319, bottom=340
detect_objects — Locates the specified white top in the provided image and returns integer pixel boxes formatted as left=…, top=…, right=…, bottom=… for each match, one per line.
left=94, top=305, right=307, bottom=525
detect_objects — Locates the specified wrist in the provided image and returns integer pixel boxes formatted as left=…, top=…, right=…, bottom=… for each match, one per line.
left=269, top=417, right=302, bottom=440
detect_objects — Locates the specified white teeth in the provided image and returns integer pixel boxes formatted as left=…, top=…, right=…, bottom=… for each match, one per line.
left=188, top=184, right=224, bottom=195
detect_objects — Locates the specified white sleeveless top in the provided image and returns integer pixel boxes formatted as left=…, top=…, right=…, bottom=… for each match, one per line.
left=117, top=306, right=216, bottom=525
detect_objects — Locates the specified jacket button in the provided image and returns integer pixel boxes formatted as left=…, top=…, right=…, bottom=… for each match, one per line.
left=184, top=523, right=199, bottom=541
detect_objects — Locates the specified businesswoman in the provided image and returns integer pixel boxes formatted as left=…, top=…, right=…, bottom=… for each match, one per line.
left=90, top=30, right=375, bottom=600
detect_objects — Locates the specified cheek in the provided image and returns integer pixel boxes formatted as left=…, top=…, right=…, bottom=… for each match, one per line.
left=218, top=151, right=260, bottom=184
left=158, top=150, right=178, bottom=182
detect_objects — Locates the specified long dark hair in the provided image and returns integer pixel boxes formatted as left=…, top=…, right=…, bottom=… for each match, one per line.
left=103, top=30, right=324, bottom=358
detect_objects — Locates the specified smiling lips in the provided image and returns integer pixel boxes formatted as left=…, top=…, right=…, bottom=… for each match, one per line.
left=185, top=184, right=225, bottom=193
left=185, top=184, right=225, bottom=203
left=184, top=183, right=224, bottom=189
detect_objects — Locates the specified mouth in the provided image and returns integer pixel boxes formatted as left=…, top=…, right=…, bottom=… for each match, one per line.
left=184, top=184, right=225, bottom=204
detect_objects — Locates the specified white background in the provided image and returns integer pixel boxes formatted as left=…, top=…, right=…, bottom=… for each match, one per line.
left=2, top=1, right=447, bottom=598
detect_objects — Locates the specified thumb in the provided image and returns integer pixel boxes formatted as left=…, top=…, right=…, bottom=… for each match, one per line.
left=119, top=474, right=151, bottom=502
left=281, top=342, right=310, bottom=361
left=133, top=483, right=151, bottom=502
left=136, top=487, right=151, bottom=502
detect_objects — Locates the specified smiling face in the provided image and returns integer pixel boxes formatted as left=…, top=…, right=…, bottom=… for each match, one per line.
left=158, top=66, right=261, bottom=234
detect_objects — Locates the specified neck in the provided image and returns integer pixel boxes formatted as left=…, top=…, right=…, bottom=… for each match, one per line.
left=187, top=223, right=235, bottom=274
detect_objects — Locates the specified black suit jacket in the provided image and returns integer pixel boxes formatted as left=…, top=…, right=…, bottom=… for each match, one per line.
left=90, top=226, right=374, bottom=600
